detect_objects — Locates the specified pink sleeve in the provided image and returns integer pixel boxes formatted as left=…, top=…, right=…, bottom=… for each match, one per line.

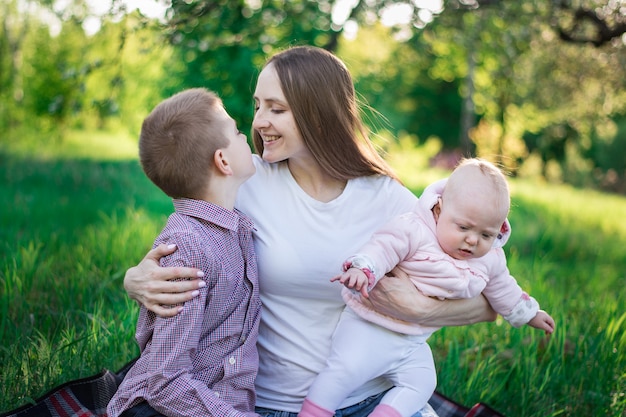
left=481, top=249, right=538, bottom=326
left=354, top=212, right=428, bottom=285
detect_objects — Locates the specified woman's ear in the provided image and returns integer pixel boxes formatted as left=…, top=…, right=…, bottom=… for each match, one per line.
left=213, top=149, right=232, bottom=176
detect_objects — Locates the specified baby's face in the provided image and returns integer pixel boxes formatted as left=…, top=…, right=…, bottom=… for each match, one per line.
left=435, top=195, right=506, bottom=260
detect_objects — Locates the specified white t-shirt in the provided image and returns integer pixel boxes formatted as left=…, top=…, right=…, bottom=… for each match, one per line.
left=236, top=155, right=418, bottom=412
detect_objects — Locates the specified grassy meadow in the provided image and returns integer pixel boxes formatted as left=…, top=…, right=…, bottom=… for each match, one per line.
left=1, top=131, right=626, bottom=417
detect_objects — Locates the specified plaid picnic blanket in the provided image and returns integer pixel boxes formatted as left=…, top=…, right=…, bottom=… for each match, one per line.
left=0, top=358, right=505, bottom=417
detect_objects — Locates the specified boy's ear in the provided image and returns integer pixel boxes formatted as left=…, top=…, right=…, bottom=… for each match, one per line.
left=213, top=149, right=232, bottom=175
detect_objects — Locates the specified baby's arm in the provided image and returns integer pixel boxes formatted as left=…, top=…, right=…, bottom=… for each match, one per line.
left=331, top=268, right=370, bottom=298
left=481, top=251, right=555, bottom=334
left=353, top=213, right=425, bottom=283
left=527, top=310, right=555, bottom=334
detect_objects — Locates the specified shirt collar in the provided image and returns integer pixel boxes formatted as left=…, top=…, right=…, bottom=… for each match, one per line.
left=172, top=198, right=254, bottom=232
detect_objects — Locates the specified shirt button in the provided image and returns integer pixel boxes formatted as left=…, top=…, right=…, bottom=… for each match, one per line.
left=215, top=391, right=220, bottom=397
left=229, top=356, right=236, bottom=365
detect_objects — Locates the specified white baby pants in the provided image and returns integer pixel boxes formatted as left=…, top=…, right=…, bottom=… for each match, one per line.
left=305, top=307, right=437, bottom=417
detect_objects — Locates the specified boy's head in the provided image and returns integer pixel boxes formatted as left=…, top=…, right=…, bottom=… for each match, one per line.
left=139, top=88, right=253, bottom=199
left=433, top=158, right=510, bottom=260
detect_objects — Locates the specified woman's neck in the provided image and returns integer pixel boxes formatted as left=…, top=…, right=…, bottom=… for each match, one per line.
left=287, top=158, right=347, bottom=203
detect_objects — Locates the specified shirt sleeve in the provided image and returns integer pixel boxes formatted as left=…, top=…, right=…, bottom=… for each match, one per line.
left=351, top=212, right=426, bottom=285
left=481, top=249, right=539, bottom=327
left=142, top=232, right=257, bottom=417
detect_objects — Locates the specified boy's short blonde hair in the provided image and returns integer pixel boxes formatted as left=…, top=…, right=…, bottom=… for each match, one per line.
left=139, top=88, right=228, bottom=199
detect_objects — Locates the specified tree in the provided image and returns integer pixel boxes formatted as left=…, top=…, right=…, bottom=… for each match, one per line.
left=4, top=0, right=625, bottom=192
left=554, top=0, right=626, bottom=46
left=163, top=0, right=342, bottom=134
left=83, top=11, right=176, bottom=132
left=344, top=0, right=626, bottom=190
left=19, top=15, right=93, bottom=135
left=0, top=0, right=34, bottom=130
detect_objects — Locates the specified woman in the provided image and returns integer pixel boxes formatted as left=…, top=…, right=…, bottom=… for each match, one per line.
left=124, top=46, right=496, bottom=417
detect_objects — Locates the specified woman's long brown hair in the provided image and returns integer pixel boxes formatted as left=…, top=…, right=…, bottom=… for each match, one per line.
left=252, top=46, right=399, bottom=182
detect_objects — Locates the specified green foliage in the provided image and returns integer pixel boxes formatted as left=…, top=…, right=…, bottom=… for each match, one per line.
left=84, top=11, right=179, bottom=133
left=20, top=18, right=90, bottom=130
left=164, top=0, right=340, bottom=136
left=339, top=23, right=464, bottom=148
left=1, top=3, right=175, bottom=138
left=2, top=0, right=626, bottom=193
left=585, top=115, right=626, bottom=193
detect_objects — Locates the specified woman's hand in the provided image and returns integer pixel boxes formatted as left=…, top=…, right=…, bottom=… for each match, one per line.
left=365, top=272, right=497, bottom=326
left=124, top=244, right=205, bottom=317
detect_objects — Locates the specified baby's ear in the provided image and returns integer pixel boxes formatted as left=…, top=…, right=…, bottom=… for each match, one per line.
left=492, top=219, right=512, bottom=248
left=432, top=197, right=443, bottom=221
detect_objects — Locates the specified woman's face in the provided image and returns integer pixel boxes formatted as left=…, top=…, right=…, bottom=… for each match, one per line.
left=252, top=63, right=310, bottom=164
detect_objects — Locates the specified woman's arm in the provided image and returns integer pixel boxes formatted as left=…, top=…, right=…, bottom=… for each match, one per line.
left=365, top=273, right=497, bottom=326
left=124, top=244, right=205, bottom=317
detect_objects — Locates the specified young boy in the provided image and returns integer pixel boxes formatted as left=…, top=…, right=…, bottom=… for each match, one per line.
left=107, top=88, right=261, bottom=417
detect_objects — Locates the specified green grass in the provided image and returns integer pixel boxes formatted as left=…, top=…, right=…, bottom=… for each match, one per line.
left=0, top=129, right=169, bottom=407
left=1, top=131, right=625, bottom=416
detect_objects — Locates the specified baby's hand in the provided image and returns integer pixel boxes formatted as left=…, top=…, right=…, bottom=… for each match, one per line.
left=528, top=310, right=555, bottom=334
left=331, top=268, right=370, bottom=298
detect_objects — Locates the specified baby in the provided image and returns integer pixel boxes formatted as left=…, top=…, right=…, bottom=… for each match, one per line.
left=300, top=158, right=555, bottom=417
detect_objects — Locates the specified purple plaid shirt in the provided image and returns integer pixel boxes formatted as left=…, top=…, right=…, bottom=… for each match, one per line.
left=107, top=198, right=261, bottom=417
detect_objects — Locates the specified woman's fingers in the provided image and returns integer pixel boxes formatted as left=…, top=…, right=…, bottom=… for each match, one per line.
left=124, top=244, right=205, bottom=317
left=145, top=276, right=205, bottom=295
left=148, top=243, right=178, bottom=257
left=146, top=303, right=184, bottom=318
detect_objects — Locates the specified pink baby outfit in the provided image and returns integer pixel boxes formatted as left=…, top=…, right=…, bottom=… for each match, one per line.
left=343, top=178, right=538, bottom=335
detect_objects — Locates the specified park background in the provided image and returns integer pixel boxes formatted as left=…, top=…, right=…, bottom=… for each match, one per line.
left=1, top=0, right=626, bottom=416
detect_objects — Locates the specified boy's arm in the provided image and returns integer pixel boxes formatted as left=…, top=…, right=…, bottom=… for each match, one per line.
left=142, top=235, right=256, bottom=417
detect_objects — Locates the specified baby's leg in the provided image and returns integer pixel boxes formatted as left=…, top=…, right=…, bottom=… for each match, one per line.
left=301, top=308, right=405, bottom=417
left=370, top=342, right=437, bottom=417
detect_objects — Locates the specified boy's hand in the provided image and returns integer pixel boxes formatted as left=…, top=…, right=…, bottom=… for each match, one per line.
left=331, top=268, right=370, bottom=298
left=528, top=310, right=555, bottom=334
